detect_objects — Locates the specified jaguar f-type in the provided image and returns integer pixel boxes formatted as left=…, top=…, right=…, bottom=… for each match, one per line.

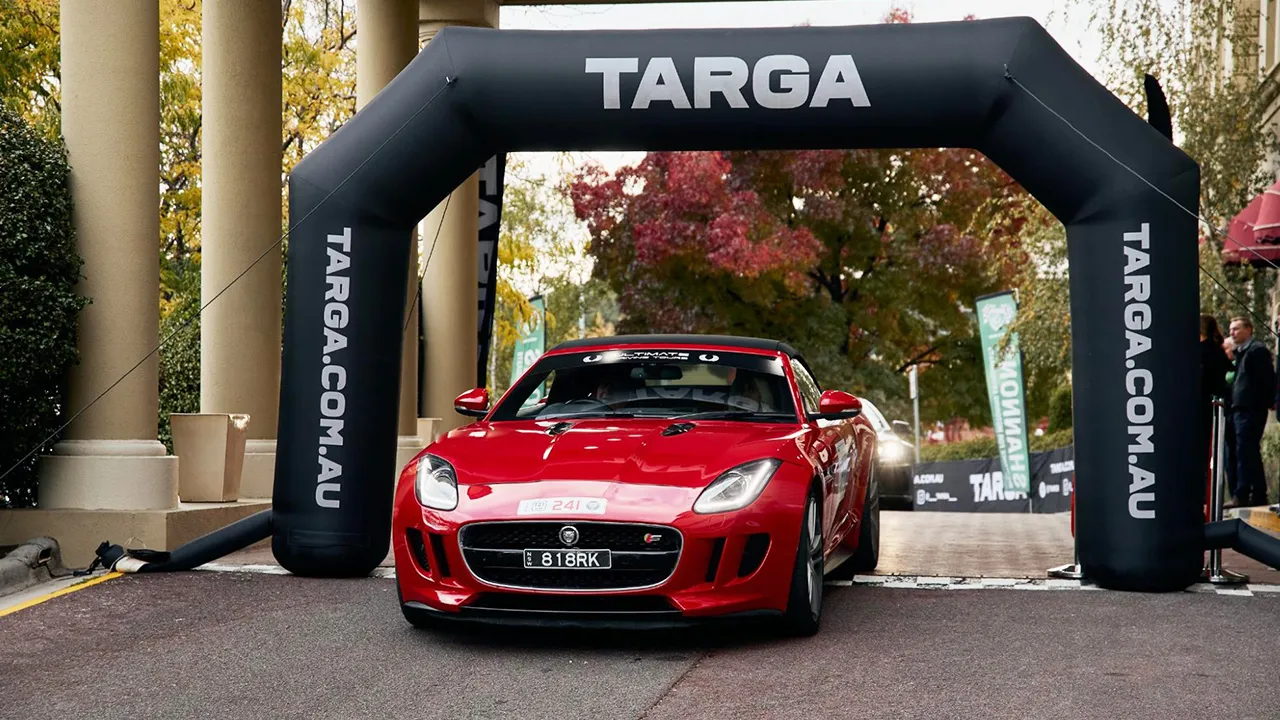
left=393, top=334, right=881, bottom=636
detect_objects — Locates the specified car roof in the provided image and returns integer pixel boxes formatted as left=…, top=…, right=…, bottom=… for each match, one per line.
left=548, top=334, right=801, bottom=358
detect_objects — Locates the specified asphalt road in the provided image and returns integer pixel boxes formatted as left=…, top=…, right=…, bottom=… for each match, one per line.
left=1, top=572, right=1277, bottom=720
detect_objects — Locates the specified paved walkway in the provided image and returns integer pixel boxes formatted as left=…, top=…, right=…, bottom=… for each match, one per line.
left=2, top=570, right=1276, bottom=720
left=220, top=511, right=1280, bottom=585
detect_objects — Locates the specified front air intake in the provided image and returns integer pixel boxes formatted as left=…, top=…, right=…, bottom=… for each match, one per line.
left=406, top=528, right=430, bottom=573
left=428, top=533, right=452, bottom=577
left=738, top=533, right=770, bottom=577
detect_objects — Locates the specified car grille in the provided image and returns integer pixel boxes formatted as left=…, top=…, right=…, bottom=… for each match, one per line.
left=459, top=521, right=682, bottom=591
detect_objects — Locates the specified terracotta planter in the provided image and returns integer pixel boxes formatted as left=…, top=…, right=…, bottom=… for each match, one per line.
left=170, top=413, right=250, bottom=502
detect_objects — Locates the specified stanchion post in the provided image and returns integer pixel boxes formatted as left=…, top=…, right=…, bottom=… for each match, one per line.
left=1203, top=399, right=1248, bottom=585
left=1048, top=471, right=1083, bottom=580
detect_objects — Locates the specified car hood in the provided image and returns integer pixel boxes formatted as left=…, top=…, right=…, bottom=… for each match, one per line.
left=429, top=418, right=805, bottom=489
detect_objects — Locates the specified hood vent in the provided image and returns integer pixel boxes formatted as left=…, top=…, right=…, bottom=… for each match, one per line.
left=547, top=421, right=574, bottom=436
left=661, top=422, right=696, bottom=437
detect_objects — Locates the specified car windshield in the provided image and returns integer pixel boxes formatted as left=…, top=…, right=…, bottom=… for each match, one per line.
left=490, top=349, right=798, bottom=422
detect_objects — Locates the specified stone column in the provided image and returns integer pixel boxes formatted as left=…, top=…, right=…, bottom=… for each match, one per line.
left=40, top=0, right=177, bottom=510
left=201, top=2, right=283, bottom=499
left=419, top=0, right=496, bottom=436
left=357, top=0, right=424, bottom=471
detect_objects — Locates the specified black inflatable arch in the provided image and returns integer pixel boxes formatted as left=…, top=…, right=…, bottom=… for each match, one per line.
left=273, top=17, right=1201, bottom=592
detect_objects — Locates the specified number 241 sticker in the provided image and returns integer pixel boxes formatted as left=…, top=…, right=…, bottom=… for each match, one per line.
left=516, top=497, right=607, bottom=515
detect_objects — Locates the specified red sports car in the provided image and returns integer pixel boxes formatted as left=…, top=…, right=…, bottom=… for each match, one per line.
left=393, top=334, right=881, bottom=636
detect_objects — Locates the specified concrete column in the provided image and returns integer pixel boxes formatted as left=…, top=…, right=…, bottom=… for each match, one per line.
left=357, top=0, right=424, bottom=470
left=40, top=0, right=177, bottom=510
left=420, top=181, right=479, bottom=434
left=201, top=2, right=283, bottom=499
left=419, top=0, right=495, bottom=437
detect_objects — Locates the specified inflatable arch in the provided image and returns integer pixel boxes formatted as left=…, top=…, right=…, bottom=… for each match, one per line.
left=272, top=18, right=1202, bottom=592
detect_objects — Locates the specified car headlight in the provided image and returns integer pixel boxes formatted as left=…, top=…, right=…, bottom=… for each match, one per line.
left=414, top=454, right=458, bottom=511
left=693, top=459, right=782, bottom=514
left=879, top=439, right=907, bottom=463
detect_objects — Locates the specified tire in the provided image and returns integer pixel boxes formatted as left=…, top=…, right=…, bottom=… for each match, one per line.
left=781, top=489, right=823, bottom=637
left=848, top=460, right=881, bottom=573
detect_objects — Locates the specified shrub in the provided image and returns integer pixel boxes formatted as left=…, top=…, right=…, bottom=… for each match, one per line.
left=1048, top=382, right=1073, bottom=431
left=919, top=436, right=998, bottom=462
left=157, top=292, right=201, bottom=453
left=0, top=107, right=89, bottom=508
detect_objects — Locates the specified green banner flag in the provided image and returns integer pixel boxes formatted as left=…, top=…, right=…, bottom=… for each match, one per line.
left=976, top=291, right=1031, bottom=496
left=510, top=295, right=546, bottom=403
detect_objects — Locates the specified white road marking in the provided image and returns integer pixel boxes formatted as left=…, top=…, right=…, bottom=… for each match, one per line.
left=189, top=563, right=1278, bottom=597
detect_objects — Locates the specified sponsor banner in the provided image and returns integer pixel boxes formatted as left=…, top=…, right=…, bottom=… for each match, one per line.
left=912, top=446, right=1074, bottom=513
left=477, top=153, right=507, bottom=388
left=510, top=295, right=546, bottom=402
left=975, top=291, right=1032, bottom=495
left=1030, top=445, right=1074, bottom=514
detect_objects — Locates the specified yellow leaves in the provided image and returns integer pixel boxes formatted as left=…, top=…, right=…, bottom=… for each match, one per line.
left=0, top=0, right=60, bottom=135
left=280, top=0, right=356, bottom=231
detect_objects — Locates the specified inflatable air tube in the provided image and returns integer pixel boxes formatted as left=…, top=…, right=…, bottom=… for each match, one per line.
left=96, top=509, right=273, bottom=573
left=1204, top=518, right=1280, bottom=570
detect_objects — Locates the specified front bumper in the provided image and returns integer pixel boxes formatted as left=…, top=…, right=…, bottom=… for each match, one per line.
left=392, top=476, right=808, bottom=623
left=401, top=600, right=783, bottom=631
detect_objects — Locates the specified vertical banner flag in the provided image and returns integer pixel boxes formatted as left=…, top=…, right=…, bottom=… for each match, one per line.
left=976, top=291, right=1031, bottom=495
left=477, top=153, right=507, bottom=388
left=511, top=295, right=547, bottom=403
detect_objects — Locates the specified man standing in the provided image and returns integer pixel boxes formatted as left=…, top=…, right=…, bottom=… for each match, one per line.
left=1227, top=317, right=1275, bottom=508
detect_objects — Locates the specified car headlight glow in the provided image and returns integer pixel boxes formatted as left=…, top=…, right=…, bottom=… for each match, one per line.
left=414, top=454, right=459, bottom=511
left=693, top=458, right=782, bottom=514
left=879, top=439, right=908, bottom=463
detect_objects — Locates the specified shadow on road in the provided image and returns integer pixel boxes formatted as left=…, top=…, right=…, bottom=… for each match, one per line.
left=398, top=585, right=854, bottom=653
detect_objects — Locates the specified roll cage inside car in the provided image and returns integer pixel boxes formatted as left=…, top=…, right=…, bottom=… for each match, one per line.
left=489, top=334, right=832, bottom=425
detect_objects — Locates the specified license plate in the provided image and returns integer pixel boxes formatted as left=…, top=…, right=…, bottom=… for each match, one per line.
left=523, top=549, right=612, bottom=569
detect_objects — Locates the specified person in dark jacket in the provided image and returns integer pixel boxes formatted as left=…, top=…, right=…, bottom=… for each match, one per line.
left=1200, top=315, right=1231, bottom=490
left=1226, top=316, right=1275, bottom=507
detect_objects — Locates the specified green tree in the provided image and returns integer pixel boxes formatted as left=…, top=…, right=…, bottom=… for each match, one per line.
left=1010, top=0, right=1280, bottom=417
left=1060, top=0, right=1279, bottom=323
left=487, top=154, right=619, bottom=398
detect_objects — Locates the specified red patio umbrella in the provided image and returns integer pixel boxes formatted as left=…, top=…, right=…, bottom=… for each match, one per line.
left=1253, top=179, right=1280, bottom=243
left=1225, top=192, right=1263, bottom=254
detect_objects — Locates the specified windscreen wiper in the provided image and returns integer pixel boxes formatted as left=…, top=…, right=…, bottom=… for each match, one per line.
left=538, top=411, right=641, bottom=420
left=670, top=410, right=795, bottom=421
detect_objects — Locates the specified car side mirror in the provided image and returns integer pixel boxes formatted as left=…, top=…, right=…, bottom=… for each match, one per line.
left=810, top=390, right=862, bottom=421
left=892, top=420, right=912, bottom=436
left=453, top=387, right=490, bottom=418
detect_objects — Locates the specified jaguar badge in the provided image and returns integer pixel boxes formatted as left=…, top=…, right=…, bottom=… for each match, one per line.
left=559, top=525, right=579, bottom=546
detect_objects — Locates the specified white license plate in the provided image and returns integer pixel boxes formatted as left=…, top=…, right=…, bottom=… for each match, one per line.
left=516, top=497, right=608, bottom=516
left=522, top=549, right=612, bottom=569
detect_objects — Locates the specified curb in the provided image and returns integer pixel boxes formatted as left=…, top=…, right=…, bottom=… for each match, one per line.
left=0, top=537, right=64, bottom=599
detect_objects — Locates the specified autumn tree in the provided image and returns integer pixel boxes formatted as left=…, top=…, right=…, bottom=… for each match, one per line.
left=0, top=0, right=59, bottom=137
left=571, top=144, right=1030, bottom=425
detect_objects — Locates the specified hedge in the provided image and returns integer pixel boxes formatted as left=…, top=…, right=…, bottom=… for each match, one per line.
left=0, top=107, right=89, bottom=508
left=157, top=291, right=201, bottom=453
left=917, top=427, right=1074, bottom=463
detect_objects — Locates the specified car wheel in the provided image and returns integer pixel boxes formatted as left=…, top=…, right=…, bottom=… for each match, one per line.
left=848, top=461, right=881, bottom=572
left=781, top=488, right=823, bottom=637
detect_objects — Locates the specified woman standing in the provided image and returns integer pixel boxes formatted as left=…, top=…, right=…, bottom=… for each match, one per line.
left=1200, top=315, right=1232, bottom=488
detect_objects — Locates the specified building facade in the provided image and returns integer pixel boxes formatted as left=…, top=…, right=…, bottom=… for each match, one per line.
left=0, top=0, right=498, bottom=567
